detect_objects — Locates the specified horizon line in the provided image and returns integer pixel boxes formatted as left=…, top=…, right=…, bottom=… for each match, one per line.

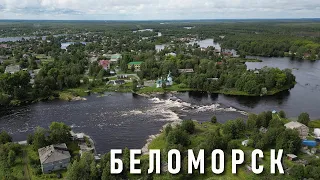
left=0, top=17, right=320, bottom=22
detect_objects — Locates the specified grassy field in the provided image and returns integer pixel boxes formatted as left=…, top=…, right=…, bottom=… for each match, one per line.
left=309, top=120, right=320, bottom=128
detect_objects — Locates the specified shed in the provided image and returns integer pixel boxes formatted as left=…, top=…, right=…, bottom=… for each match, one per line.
left=242, top=140, right=249, bottom=147
left=286, top=154, right=297, bottom=161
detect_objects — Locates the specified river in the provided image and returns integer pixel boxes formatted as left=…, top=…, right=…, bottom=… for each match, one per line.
left=0, top=93, right=246, bottom=153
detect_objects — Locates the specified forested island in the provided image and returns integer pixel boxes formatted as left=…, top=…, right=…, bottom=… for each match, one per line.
left=0, top=20, right=310, bottom=106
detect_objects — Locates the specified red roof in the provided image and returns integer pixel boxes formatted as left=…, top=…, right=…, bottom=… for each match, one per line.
left=99, top=60, right=111, bottom=68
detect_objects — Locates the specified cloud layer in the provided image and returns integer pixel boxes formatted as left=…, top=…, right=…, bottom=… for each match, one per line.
left=0, top=0, right=320, bottom=20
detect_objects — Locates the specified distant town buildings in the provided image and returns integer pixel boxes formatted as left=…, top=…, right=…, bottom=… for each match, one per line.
left=38, top=143, right=71, bottom=174
left=5, top=65, right=21, bottom=74
left=178, top=69, right=194, bottom=73
left=108, top=80, right=126, bottom=86
left=284, top=121, right=309, bottom=139
left=165, top=52, right=176, bottom=57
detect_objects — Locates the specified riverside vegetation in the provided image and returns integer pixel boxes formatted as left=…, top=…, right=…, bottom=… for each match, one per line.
left=1, top=111, right=320, bottom=179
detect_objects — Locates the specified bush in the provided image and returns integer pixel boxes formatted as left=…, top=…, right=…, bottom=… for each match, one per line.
left=279, top=110, right=286, bottom=118
left=298, top=112, right=310, bottom=126
left=211, top=116, right=217, bottom=124
left=167, top=129, right=190, bottom=146
left=181, top=120, right=195, bottom=134
left=164, top=124, right=173, bottom=136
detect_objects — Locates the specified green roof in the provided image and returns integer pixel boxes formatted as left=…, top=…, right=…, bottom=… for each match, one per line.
left=128, top=61, right=143, bottom=65
left=111, top=54, right=121, bottom=59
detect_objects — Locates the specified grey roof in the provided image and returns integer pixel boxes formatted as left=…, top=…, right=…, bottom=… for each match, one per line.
left=5, top=65, right=20, bottom=74
left=38, top=143, right=71, bottom=164
left=284, top=121, right=307, bottom=129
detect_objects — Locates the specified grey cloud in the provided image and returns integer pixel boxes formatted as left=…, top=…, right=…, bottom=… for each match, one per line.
left=0, top=0, right=320, bottom=19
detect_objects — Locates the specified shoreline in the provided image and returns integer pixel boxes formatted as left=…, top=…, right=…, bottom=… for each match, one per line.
left=141, top=120, right=182, bottom=155
left=0, top=83, right=294, bottom=108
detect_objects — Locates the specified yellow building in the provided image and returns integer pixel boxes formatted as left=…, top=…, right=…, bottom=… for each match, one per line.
left=128, top=61, right=143, bottom=71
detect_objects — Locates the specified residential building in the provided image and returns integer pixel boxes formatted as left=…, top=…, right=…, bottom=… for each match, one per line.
left=284, top=121, right=309, bottom=139
left=108, top=80, right=126, bottom=86
left=110, top=54, right=122, bottom=63
left=5, top=65, right=21, bottom=74
left=99, top=60, right=111, bottom=70
left=165, top=52, right=176, bottom=57
left=128, top=61, right=143, bottom=71
left=38, top=143, right=71, bottom=173
left=178, top=69, right=194, bottom=73
left=314, top=128, right=320, bottom=138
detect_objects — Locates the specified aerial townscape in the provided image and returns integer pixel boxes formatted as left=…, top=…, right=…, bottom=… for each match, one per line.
left=1, top=4, right=320, bottom=180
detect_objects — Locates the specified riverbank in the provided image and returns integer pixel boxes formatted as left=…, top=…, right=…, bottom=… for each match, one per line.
left=213, top=83, right=296, bottom=96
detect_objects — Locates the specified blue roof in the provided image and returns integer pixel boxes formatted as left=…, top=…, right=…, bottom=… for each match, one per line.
left=302, top=140, right=317, bottom=147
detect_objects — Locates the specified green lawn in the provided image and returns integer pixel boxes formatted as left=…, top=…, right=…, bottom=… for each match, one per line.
left=309, top=120, right=320, bottom=128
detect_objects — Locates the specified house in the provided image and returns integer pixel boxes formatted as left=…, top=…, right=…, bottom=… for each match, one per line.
left=38, top=143, right=71, bottom=173
left=110, top=54, right=122, bottom=63
left=178, top=69, right=194, bottom=73
left=284, top=121, right=309, bottom=139
left=5, top=65, right=21, bottom=74
left=99, top=60, right=111, bottom=70
left=108, top=80, right=125, bottom=86
left=314, top=128, right=320, bottom=138
left=0, top=44, right=9, bottom=49
left=286, top=154, right=297, bottom=161
left=128, top=61, right=143, bottom=71
left=242, top=140, right=249, bottom=147
left=165, top=52, right=176, bottom=57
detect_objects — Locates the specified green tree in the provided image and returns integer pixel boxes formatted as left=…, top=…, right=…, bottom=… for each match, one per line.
left=279, top=110, right=286, bottom=118
left=7, top=150, right=16, bottom=166
left=211, top=116, right=217, bottom=124
left=0, top=131, right=12, bottom=144
left=132, top=79, right=138, bottom=92
left=33, top=127, right=47, bottom=150
left=298, top=112, right=310, bottom=126
left=181, top=120, right=195, bottom=134
left=167, top=128, right=190, bottom=147
left=247, top=114, right=257, bottom=130
left=276, top=129, right=301, bottom=154
left=290, top=165, right=305, bottom=179
left=49, top=122, right=71, bottom=144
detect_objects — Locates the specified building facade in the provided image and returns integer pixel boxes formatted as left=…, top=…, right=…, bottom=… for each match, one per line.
left=38, top=143, right=71, bottom=174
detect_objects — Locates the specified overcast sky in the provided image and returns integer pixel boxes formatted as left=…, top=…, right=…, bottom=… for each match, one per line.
left=0, top=0, right=320, bottom=20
